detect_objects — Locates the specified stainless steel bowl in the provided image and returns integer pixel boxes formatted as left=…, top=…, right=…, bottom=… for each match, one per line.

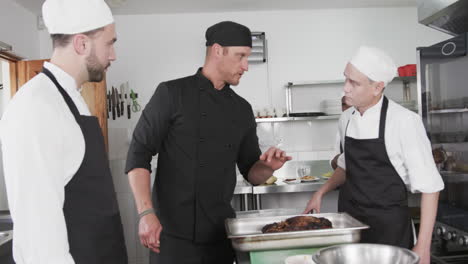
left=312, top=243, right=419, bottom=264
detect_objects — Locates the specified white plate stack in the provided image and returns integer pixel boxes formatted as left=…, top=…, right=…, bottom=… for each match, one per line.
left=321, top=99, right=342, bottom=115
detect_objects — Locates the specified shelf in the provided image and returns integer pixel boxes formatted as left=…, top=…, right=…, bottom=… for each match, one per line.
left=394, top=76, right=416, bottom=83
left=256, top=115, right=340, bottom=123
left=249, top=31, right=266, bottom=63
left=287, top=76, right=416, bottom=88
left=429, top=108, right=468, bottom=114
left=287, top=80, right=344, bottom=87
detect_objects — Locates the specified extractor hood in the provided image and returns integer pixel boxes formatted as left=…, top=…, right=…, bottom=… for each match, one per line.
left=418, top=0, right=468, bottom=36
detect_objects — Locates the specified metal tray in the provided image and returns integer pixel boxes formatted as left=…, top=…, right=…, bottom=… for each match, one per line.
left=225, top=212, right=369, bottom=252
left=0, top=231, right=12, bottom=247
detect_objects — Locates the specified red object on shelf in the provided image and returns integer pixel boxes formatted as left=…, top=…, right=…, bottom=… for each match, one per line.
left=398, top=64, right=416, bottom=77
left=398, top=66, right=406, bottom=77
left=406, top=64, right=416, bottom=76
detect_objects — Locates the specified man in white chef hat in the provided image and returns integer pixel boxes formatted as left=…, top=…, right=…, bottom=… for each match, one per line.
left=304, top=46, right=443, bottom=264
left=0, top=0, right=127, bottom=263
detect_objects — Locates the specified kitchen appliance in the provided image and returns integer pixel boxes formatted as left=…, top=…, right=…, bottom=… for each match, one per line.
left=418, top=0, right=468, bottom=36
left=417, top=32, right=468, bottom=263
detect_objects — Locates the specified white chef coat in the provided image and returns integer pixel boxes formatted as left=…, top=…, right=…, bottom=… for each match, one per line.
left=0, top=62, right=89, bottom=264
left=336, top=96, right=444, bottom=193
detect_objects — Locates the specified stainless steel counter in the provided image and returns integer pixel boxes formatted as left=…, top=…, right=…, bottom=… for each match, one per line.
left=234, top=179, right=253, bottom=194
left=234, top=179, right=253, bottom=211
left=252, top=179, right=326, bottom=194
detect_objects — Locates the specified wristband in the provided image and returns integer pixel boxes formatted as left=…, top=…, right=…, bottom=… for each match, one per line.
left=138, top=208, right=155, bottom=220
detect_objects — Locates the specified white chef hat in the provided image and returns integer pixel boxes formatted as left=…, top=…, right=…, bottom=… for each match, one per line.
left=42, top=0, right=114, bottom=35
left=349, top=46, right=397, bottom=86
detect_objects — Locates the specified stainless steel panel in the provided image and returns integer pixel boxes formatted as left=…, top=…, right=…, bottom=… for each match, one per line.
left=226, top=212, right=368, bottom=252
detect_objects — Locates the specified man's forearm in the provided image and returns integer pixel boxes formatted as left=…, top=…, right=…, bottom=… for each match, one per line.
left=317, top=167, right=346, bottom=196
left=417, top=192, right=439, bottom=247
left=128, top=168, right=154, bottom=213
left=247, top=160, right=274, bottom=185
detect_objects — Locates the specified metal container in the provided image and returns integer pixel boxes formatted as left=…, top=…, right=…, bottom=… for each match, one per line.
left=312, top=243, right=419, bottom=264
left=225, top=212, right=369, bottom=252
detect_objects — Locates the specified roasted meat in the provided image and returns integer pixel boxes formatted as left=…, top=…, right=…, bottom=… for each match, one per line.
left=261, top=216, right=332, bottom=233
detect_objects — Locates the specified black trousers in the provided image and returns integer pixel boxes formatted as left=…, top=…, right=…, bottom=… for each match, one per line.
left=150, top=233, right=235, bottom=264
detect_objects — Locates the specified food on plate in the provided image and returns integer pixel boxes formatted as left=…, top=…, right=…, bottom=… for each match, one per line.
left=264, top=175, right=277, bottom=185
left=261, top=215, right=333, bottom=233
left=284, top=178, right=298, bottom=182
left=432, top=147, right=447, bottom=164
left=301, top=175, right=318, bottom=181
left=321, top=171, right=333, bottom=178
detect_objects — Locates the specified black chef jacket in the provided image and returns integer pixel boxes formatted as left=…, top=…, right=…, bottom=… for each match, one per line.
left=125, top=68, right=261, bottom=243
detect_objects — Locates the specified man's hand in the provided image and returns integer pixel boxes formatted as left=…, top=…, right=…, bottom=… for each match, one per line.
left=259, top=147, right=292, bottom=170
left=139, top=213, right=163, bottom=253
left=303, top=191, right=323, bottom=214
left=331, top=154, right=339, bottom=170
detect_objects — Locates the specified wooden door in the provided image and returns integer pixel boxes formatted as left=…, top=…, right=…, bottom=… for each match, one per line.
left=11, top=59, right=109, bottom=151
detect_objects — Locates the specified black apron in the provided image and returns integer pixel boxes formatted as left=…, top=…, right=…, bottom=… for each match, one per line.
left=42, top=68, right=128, bottom=264
left=337, top=96, right=413, bottom=249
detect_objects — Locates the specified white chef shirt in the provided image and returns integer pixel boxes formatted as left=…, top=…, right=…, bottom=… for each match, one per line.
left=0, top=62, right=89, bottom=264
left=336, top=96, right=444, bottom=193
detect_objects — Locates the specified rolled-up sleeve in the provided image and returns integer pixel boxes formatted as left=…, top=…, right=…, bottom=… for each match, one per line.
left=237, top=108, right=261, bottom=181
left=0, top=102, right=75, bottom=264
left=125, top=83, right=173, bottom=173
left=400, top=114, right=444, bottom=193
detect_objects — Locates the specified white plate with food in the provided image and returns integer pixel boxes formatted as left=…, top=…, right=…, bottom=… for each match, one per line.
left=321, top=172, right=333, bottom=180
left=300, top=175, right=320, bottom=182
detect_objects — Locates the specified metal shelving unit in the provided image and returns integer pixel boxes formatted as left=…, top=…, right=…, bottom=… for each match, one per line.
left=429, top=108, right=468, bottom=114
left=249, top=32, right=266, bottom=63
left=285, top=76, right=417, bottom=116
left=255, top=115, right=339, bottom=123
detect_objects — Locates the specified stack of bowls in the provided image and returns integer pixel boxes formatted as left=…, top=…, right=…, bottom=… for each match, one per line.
left=321, top=99, right=342, bottom=115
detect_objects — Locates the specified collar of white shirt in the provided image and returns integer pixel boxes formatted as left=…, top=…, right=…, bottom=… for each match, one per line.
left=351, top=95, right=384, bottom=119
left=43, top=61, right=79, bottom=92
left=43, top=62, right=91, bottom=116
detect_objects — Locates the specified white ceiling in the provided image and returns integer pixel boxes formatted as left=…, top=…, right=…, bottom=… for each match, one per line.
left=14, top=0, right=417, bottom=16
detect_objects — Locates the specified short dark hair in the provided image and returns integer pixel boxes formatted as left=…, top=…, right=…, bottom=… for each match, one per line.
left=51, top=27, right=104, bottom=49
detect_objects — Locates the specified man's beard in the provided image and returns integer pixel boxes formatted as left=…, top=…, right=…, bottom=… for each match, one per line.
left=86, top=50, right=107, bottom=82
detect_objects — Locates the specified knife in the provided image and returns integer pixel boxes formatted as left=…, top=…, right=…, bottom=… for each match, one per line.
left=114, top=86, right=121, bottom=118
left=120, top=84, right=125, bottom=116
left=107, top=90, right=110, bottom=113
left=107, top=89, right=111, bottom=119
left=111, top=87, right=116, bottom=120
left=126, top=82, right=131, bottom=119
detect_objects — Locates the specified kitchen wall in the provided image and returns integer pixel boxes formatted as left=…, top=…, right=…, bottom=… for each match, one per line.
left=37, top=6, right=449, bottom=264
left=0, top=0, right=40, bottom=59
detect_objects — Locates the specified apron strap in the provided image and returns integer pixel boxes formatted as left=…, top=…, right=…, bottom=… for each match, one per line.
left=379, top=96, right=389, bottom=140
left=41, top=67, right=81, bottom=122
left=344, top=96, right=389, bottom=141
